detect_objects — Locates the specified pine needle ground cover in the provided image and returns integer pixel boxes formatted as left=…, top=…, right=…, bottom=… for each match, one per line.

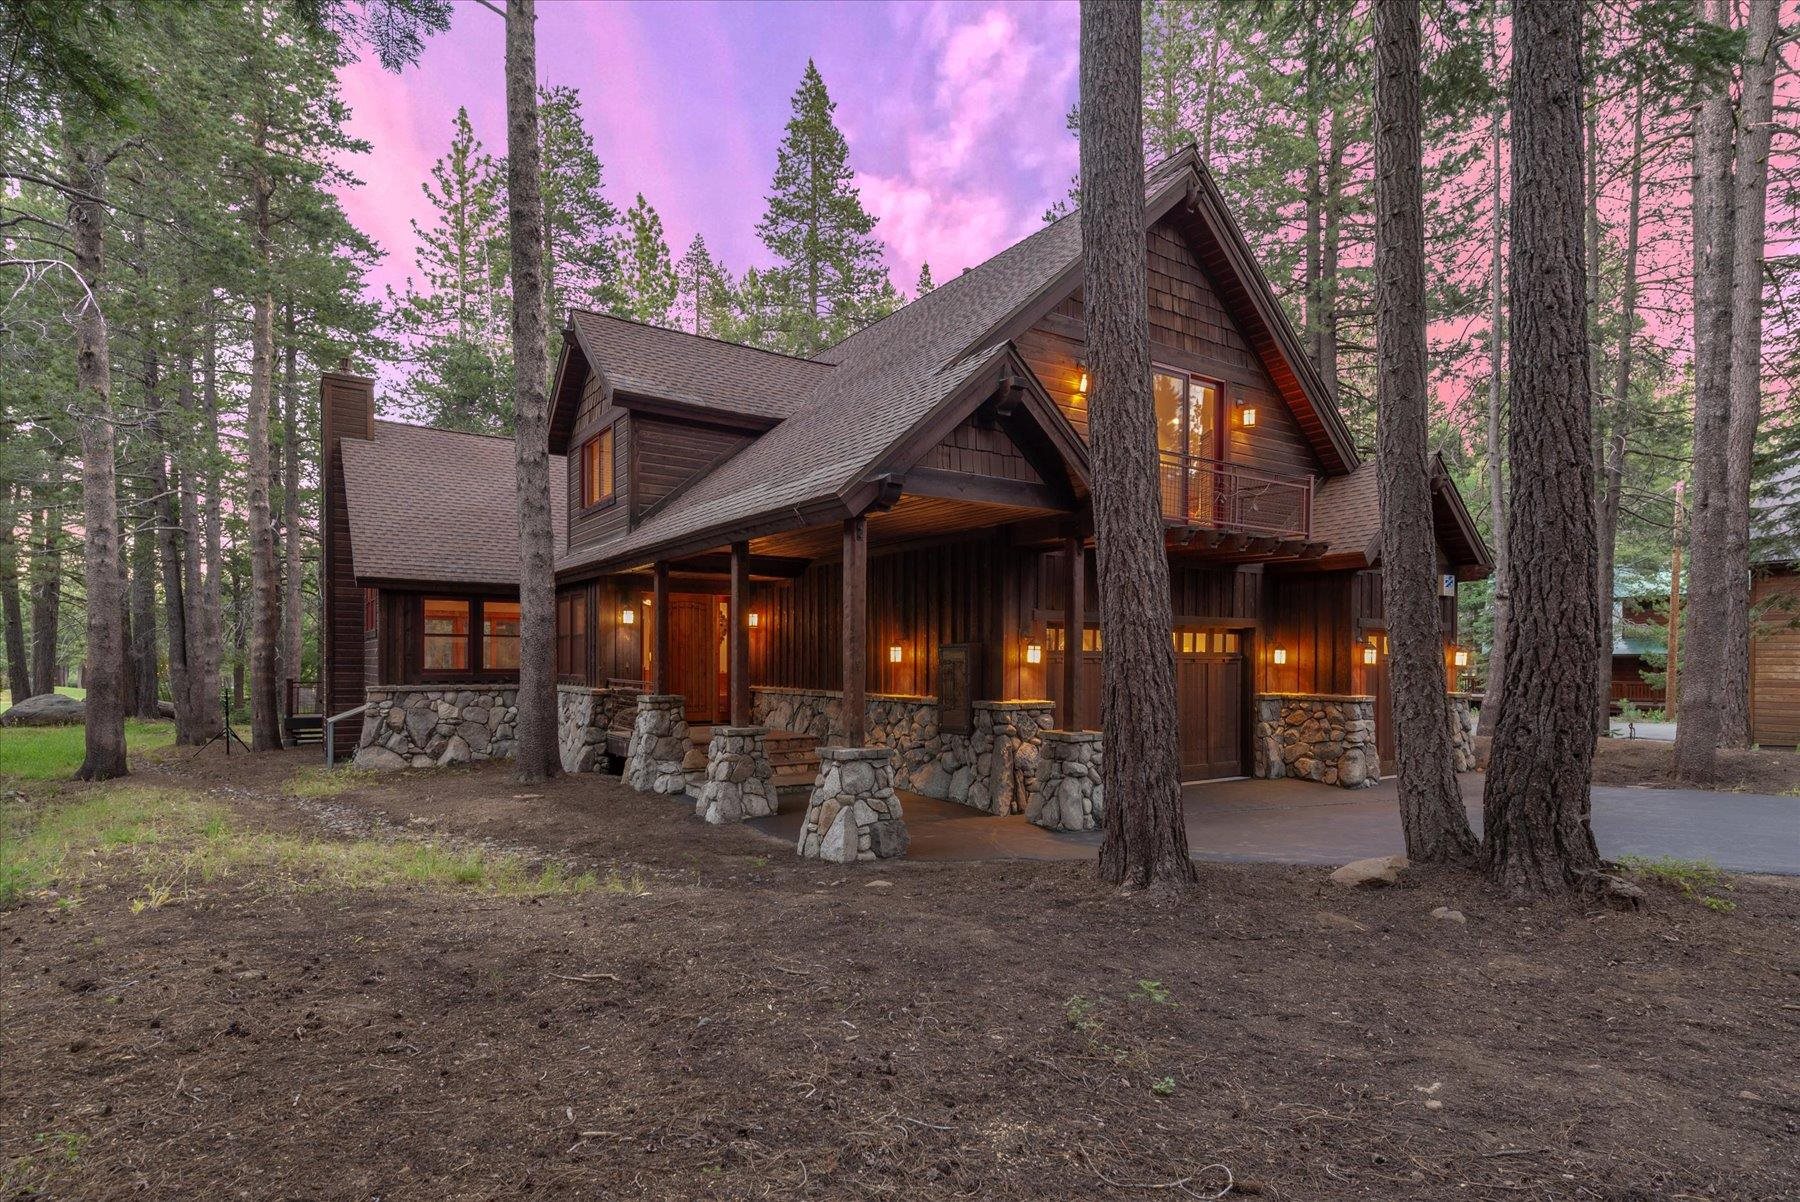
left=1, top=747, right=1795, bottom=1200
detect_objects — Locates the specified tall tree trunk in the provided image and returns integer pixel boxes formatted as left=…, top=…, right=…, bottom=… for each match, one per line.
left=231, top=557, right=246, bottom=713
left=0, top=485, right=31, bottom=702
left=127, top=472, right=161, bottom=718
left=28, top=485, right=62, bottom=698
left=149, top=354, right=195, bottom=742
left=505, top=0, right=560, bottom=782
left=1596, top=87, right=1644, bottom=733
left=1719, top=0, right=1778, bottom=748
left=281, top=304, right=304, bottom=719
left=1081, top=0, right=1194, bottom=891
left=194, top=308, right=225, bottom=737
left=1483, top=38, right=1511, bottom=734
left=246, top=169, right=282, bottom=751
left=1480, top=0, right=1602, bottom=895
left=1373, top=0, right=1477, bottom=864
left=1674, top=0, right=1738, bottom=784
left=68, top=140, right=128, bottom=780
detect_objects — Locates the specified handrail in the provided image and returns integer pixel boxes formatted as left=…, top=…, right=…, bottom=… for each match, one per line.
left=1158, top=451, right=1313, bottom=540
left=323, top=703, right=369, bottom=768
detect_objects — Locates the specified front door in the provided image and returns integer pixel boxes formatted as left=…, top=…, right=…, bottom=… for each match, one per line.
left=666, top=593, right=717, bottom=723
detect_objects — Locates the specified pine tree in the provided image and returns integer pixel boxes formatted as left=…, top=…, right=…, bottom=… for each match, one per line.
left=615, top=193, right=677, bottom=326
left=675, top=233, right=731, bottom=336
left=913, top=262, right=934, bottom=296
left=755, top=60, right=898, bottom=355
left=388, top=105, right=511, bottom=432
left=535, top=84, right=623, bottom=322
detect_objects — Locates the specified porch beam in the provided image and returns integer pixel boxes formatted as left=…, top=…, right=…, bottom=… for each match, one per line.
left=842, top=516, right=868, bottom=747
left=651, top=560, right=670, bottom=694
left=729, top=541, right=751, bottom=726
left=902, top=466, right=1073, bottom=512
left=1062, top=531, right=1084, bottom=731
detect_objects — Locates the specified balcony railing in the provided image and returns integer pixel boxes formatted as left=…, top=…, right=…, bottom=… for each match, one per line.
left=1158, top=452, right=1313, bottom=540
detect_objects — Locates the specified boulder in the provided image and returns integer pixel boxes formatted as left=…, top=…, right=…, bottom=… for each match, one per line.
left=1329, top=855, right=1409, bottom=888
left=353, top=745, right=409, bottom=772
left=1430, top=906, right=1467, bottom=924
left=0, top=693, right=85, bottom=726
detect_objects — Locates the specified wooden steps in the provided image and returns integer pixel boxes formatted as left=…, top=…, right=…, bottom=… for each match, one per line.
left=284, top=714, right=324, bottom=746
left=689, top=726, right=821, bottom=792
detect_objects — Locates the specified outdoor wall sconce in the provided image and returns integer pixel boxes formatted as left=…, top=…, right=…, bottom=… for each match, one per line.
left=1453, top=647, right=1470, bottom=668
left=888, top=644, right=904, bottom=663
left=1272, top=647, right=1288, bottom=666
left=1076, top=362, right=1089, bottom=394
left=1239, top=403, right=1258, bottom=428
left=747, top=612, right=761, bottom=629
left=620, top=607, right=636, bottom=626
left=1025, top=641, right=1043, bottom=665
left=1362, top=642, right=1377, bottom=665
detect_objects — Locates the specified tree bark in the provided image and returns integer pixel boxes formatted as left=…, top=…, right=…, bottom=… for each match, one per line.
left=1482, top=42, right=1511, bottom=734
left=1718, top=0, right=1778, bottom=748
left=280, top=302, right=304, bottom=719
left=246, top=164, right=282, bottom=751
left=68, top=140, right=128, bottom=780
left=149, top=349, right=195, bottom=743
left=1479, top=0, right=1602, bottom=895
left=28, top=483, right=62, bottom=698
left=1, top=485, right=31, bottom=702
left=1081, top=0, right=1194, bottom=891
left=1673, top=0, right=1738, bottom=784
left=505, top=0, right=560, bottom=782
left=127, top=460, right=161, bottom=718
left=1596, top=87, right=1644, bottom=733
left=193, top=309, right=225, bottom=738
left=1373, top=0, right=1477, bottom=864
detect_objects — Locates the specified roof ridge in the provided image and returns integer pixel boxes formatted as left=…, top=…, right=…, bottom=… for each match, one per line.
left=568, top=307, right=834, bottom=369
left=373, top=418, right=528, bottom=446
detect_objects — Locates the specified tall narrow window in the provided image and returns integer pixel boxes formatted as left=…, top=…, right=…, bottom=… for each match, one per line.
left=556, top=592, right=589, bottom=678
left=581, top=427, right=615, bottom=507
left=423, top=598, right=471, bottom=671
left=483, top=600, right=521, bottom=671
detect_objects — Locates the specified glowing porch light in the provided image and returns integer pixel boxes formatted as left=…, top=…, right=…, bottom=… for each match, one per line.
left=888, top=644, right=904, bottom=664
left=1076, top=362, right=1089, bottom=394
left=1453, top=647, right=1470, bottom=668
left=620, top=607, right=636, bottom=626
left=747, top=611, right=761, bottom=629
left=1362, top=642, right=1377, bottom=665
left=1272, top=647, right=1288, bottom=666
left=1240, top=404, right=1258, bottom=427
left=1025, top=641, right=1043, bottom=665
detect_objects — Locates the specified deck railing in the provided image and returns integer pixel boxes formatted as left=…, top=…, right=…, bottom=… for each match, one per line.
left=1158, top=452, right=1313, bottom=540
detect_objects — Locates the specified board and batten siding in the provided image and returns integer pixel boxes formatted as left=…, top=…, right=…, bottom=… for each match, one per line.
left=1751, top=567, right=1800, bottom=747
left=565, top=369, right=629, bottom=552
left=629, top=415, right=754, bottom=519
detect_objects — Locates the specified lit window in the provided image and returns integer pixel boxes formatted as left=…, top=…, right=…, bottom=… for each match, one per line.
left=484, top=601, right=521, bottom=671
left=581, top=427, right=615, bottom=507
left=423, top=598, right=471, bottom=671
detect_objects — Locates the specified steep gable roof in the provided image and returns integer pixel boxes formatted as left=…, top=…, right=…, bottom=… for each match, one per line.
left=1310, top=454, right=1492, bottom=576
left=342, top=421, right=567, bottom=587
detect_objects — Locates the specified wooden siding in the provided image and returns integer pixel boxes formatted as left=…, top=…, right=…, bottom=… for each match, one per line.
left=630, top=415, right=754, bottom=518
left=1015, top=216, right=1323, bottom=483
left=917, top=413, right=1043, bottom=482
left=1751, top=568, right=1800, bottom=747
left=319, top=371, right=373, bottom=755
left=566, top=365, right=629, bottom=551
left=1262, top=570, right=1358, bottom=695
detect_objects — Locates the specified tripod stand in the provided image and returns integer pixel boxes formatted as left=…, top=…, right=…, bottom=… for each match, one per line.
left=191, top=694, right=254, bottom=758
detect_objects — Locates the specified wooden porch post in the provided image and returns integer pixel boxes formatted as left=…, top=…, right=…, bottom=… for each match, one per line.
left=1063, top=532, right=1084, bottom=730
left=729, top=541, right=751, bottom=726
left=842, top=516, right=867, bottom=747
left=651, top=560, right=670, bottom=694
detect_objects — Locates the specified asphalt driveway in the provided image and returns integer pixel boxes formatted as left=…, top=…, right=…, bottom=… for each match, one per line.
left=749, top=773, right=1800, bottom=875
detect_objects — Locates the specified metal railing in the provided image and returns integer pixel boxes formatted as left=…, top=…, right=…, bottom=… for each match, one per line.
left=1158, top=452, right=1313, bottom=540
left=285, top=678, right=321, bottom=716
left=323, top=704, right=368, bottom=768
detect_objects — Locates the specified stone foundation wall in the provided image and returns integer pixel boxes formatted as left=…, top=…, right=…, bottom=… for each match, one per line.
left=752, top=687, right=1052, bottom=814
left=354, top=685, right=519, bottom=770
left=1252, top=693, right=1379, bottom=788
left=796, top=747, right=908, bottom=862
left=695, top=726, right=776, bottom=824
left=624, top=694, right=704, bottom=794
left=556, top=685, right=637, bottom=774
left=1449, top=693, right=1478, bottom=772
left=1026, top=730, right=1104, bottom=831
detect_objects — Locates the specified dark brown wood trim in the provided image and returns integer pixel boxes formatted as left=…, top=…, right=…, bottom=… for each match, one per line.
left=842, top=517, right=868, bottom=746
left=1062, top=531, right=1083, bottom=730
left=614, top=391, right=781, bottom=434
left=652, top=561, right=671, bottom=695
left=902, top=466, right=1073, bottom=512
left=728, top=541, right=751, bottom=725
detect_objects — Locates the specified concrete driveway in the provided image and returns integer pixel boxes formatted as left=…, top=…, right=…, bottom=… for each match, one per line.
left=749, top=773, right=1800, bottom=875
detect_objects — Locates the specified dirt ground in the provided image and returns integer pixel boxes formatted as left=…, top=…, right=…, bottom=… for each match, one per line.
left=1475, top=735, right=1800, bottom=794
left=4, top=744, right=1797, bottom=1200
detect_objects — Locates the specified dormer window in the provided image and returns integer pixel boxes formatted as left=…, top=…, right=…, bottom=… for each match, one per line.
left=581, top=427, right=615, bottom=507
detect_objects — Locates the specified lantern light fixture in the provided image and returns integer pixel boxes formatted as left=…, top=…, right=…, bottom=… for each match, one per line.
left=1076, top=362, right=1089, bottom=394
left=1025, top=641, right=1043, bottom=665
left=1453, top=647, right=1470, bottom=668
left=1272, top=647, right=1288, bottom=666
left=620, top=607, right=636, bottom=626
left=1240, top=404, right=1258, bottom=428
left=747, top=611, right=761, bottom=629
left=888, top=644, right=904, bottom=664
left=1362, top=642, right=1377, bottom=665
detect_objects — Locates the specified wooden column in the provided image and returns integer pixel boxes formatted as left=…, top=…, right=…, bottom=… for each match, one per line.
left=1063, top=532, right=1084, bottom=730
left=842, top=516, right=867, bottom=747
left=651, top=561, right=670, bottom=694
left=729, top=541, right=751, bottom=726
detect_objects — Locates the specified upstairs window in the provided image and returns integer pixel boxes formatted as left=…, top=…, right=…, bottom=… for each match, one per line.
left=581, top=427, right=615, bottom=507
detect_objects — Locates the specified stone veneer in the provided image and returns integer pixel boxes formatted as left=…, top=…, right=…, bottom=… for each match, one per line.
left=1026, top=730, right=1104, bottom=831
left=1449, top=693, right=1478, bottom=772
left=1252, top=693, right=1380, bottom=788
left=796, top=747, right=908, bottom=862
left=354, top=685, right=518, bottom=770
left=624, top=694, right=705, bottom=795
left=753, top=687, right=1053, bottom=814
left=695, top=726, right=776, bottom=824
left=556, top=685, right=637, bottom=774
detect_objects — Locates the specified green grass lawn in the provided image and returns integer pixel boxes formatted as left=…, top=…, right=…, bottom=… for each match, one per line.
left=0, top=685, right=85, bottom=711
left=0, top=719, right=176, bottom=783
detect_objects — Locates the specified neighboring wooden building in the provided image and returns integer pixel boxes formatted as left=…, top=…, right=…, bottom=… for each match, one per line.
left=321, top=147, right=1491, bottom=794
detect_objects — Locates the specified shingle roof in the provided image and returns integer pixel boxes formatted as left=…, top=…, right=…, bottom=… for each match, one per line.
left=1310, top=456, right=1492, bottom=572
left=568, top=310, right=831, bottom=421
left=342, top=421, right=566, bottom=587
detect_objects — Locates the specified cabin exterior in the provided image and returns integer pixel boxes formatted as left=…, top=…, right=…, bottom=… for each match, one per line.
left=322, top=149, right=1491, bottom=858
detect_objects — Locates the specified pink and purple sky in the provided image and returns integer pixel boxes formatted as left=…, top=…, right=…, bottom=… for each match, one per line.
left=336, top=0, right=1083, bottom=301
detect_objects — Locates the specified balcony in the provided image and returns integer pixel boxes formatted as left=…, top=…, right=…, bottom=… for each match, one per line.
left=1159, top=452, right=1313, bottom=541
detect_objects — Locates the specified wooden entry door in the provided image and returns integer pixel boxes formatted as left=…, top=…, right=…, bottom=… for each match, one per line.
left=1175, top=651, right=1244, bottom=781
left=666, top=593, right=718, bottom=723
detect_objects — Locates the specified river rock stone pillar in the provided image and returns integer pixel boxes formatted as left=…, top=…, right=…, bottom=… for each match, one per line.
left=625, top=694, right=690, bottom=794
left=796, top=747, right=908, bottom=862
left=695, top=726, right=776, bottom=824
left=1025, top=730, right=1104, bottom=831
left=1449, top=693, right=1478, bottom=771
left=1252, top=693, right=1380, bottom=788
